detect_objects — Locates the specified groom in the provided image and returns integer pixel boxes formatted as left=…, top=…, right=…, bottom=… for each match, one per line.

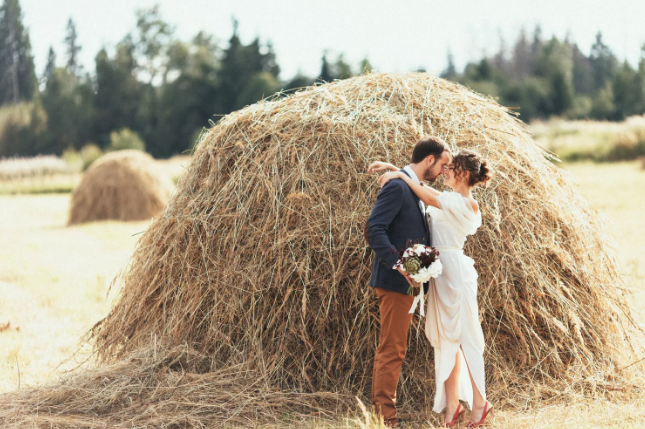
left=367, top=136, right=450, bottom=427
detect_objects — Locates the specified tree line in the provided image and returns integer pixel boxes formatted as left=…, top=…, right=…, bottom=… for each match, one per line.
left=441, top=27, right=645, bottom=123
left=1, top=0, right=644, bottom=158
left=0, top=1, right=370, bottom=158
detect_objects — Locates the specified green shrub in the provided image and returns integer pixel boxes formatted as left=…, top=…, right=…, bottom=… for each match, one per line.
left=61, top=147, right=83, bottom=172
left=559, top=148, right=597, bottom=162
left=605, top=130, right=645, bottom=161
left=0, top=102, right=47, bottom=157
left=80, top=144, right=103, bottom=171
left=107, top=128, right=145, bottom=152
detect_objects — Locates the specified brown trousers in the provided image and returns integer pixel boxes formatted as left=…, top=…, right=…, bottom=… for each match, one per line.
left=371, top=287, right=414, bottom=423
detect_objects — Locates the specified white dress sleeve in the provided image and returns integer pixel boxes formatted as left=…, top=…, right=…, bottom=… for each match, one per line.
left=436, top=192, right=482, bottom=236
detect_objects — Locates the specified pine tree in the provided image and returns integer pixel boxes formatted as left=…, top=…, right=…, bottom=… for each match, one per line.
left=612, top=61, right=639, bottom=120
left=359, top=58, right=373, bottom=74
left=64, top=17, right=81, bottom=76
left=43, top=46, right=56, bottom=83
left=511, top=29, right=531, bottom=80
left=440, top=50, right=457, bottom=80
left=318, top=52, right=333, bottom=82
left=264, top=41, right=280, bottom=78
left=217, top=18, right=244, bottom=113
left=334, top=54, right=352, bottom=79
left=476, top=58, right=492, bottom=81
left=590, top=32, right=617, bottom=93
left=635, top=43, right=645, bottom=114
left=154, top=31, right=220, bottom=157
left=529, top=25, right=543, bottom=74
left=571, top=43, right=593, bottom=94
left=93, top=37, right=143, bottom=147
left=493, top=32, right=509, bottom=75
left=0, top=0, right=36, bottom=104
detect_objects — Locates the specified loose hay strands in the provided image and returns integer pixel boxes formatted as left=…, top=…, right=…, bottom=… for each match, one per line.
left=68, top=150, right=174, bottom=225
left=0, top=345, right=352, bottom=428
left=2, top=73, right=642, bottom=426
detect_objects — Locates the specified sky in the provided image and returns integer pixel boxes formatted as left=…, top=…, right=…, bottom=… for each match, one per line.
left=21, top=0, right=645, bottom=81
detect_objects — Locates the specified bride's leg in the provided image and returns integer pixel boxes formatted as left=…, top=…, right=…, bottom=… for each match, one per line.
left=460, top=346, right=488, bottom=423
left=443, top=349, right=461, bottom=424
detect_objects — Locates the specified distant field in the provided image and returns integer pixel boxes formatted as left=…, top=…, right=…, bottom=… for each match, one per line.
left=532, top=116, right=645, bottom=162
left=0, top=153, right=190, bottom=195
left=0, top=161, right=644, bottom=428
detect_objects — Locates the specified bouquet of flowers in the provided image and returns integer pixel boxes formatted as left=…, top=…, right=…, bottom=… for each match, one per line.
left=394, top=242, right=442, bottom=316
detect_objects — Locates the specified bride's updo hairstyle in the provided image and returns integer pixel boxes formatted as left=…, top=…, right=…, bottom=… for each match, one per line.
left=452, top=149, right=491, bottom=187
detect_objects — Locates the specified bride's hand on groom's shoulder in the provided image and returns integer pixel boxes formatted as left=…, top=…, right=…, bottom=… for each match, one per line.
left=367, top=161, right=397, bottom=174
left=378, top=171, right=404, bottom=187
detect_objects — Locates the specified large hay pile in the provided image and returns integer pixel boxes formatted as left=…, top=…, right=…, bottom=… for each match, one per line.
left=68, top=150, right=174, bottom=225
left=2, top=73, right=642, bottom=427
left=91, top=72, right=641, bottom=400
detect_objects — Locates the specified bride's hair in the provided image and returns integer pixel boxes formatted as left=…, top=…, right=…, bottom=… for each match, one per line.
left=452, top=149, right=491, bottom=187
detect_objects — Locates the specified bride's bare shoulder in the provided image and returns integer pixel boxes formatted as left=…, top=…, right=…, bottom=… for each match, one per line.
left=464, top=196, right=479, bottom=214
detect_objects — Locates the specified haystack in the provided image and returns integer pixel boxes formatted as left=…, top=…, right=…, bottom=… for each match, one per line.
left=68, top=150, right=173, bottom=225
left=91, top=72, right=642, bottom=401
left=2, top=73, right=642, bottom=427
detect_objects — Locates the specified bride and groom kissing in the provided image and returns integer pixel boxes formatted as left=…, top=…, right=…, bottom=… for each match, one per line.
left=366, top=136, right=493, bottom=428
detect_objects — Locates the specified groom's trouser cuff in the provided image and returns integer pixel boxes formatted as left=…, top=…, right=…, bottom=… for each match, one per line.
left=371, top=287, right=414, bottom=422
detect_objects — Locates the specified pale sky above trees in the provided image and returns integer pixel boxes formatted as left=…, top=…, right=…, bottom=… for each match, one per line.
left=22, top=0, right=645, bottom=80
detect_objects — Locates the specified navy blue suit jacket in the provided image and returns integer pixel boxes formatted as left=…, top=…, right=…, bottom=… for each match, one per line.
left=367, top=170, right=431, bottom=295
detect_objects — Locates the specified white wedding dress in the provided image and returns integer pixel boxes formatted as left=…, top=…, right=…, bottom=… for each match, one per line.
left=425, top=191, right=486, bottom=413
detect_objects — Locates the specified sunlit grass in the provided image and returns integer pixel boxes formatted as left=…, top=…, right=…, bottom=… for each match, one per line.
left=0, top=194, right=149, bottom=391
left=562, top=161, right=645, bottom=326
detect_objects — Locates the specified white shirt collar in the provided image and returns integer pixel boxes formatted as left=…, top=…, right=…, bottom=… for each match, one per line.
left=403, top=165, right=426, bottom=215
left=403, top=165, right=420, bottom=185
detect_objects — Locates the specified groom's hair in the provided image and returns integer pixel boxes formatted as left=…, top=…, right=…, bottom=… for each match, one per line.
left=410, top=136, right=448, bottom=164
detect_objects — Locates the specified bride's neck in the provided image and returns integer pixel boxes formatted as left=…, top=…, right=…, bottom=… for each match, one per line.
left=451, top=182, right=471, bottom=197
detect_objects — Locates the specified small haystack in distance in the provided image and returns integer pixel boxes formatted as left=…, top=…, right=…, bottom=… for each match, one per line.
left=68, top=150, right=174, bottom=225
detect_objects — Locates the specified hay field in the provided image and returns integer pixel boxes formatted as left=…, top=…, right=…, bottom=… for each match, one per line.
left=532, top=116, right=645, bottom=162
left=0, top=194, right=150, bottom=391
left=0, top=161, right=644, bottom=428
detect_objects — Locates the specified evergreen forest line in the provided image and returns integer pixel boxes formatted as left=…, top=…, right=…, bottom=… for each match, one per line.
left=1, top=0, right=645, bottom=159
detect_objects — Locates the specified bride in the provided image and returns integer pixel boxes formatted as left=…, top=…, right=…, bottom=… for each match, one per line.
left=369, top=149, right=493, bottom=428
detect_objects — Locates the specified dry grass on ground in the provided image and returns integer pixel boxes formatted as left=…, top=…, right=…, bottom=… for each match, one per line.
left=0, top=161, right=644, bottom=428
left=0, top=195, right=149, bottom=392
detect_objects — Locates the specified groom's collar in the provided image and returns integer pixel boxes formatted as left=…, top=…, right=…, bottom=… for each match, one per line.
left=403, top=165, right=420, bottom=185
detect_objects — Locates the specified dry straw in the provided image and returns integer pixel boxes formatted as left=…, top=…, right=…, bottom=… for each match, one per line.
left=2, top=73, right=643, bottom=427
left=0, top=346, right=351, bottom=428
left=68, top=149, right=174, bottom=225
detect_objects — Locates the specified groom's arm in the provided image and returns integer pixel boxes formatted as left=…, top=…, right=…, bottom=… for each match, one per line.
left=367, top=180, right=404, bottom=269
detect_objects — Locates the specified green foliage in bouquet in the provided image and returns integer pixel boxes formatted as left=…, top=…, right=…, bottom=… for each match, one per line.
left=403, top=257, right=421, bottom=274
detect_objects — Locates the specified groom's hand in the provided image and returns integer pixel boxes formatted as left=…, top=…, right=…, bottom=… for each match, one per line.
left=396, top=266, right=417, bottom=289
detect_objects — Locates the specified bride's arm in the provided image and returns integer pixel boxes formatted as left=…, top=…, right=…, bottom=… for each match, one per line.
left=377, top=171, right=441, bottom=208
left=367, top=161, right=398, bottom=174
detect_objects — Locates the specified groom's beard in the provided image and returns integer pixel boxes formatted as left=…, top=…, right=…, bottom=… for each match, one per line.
left=423, top=167, right=439, bottom=182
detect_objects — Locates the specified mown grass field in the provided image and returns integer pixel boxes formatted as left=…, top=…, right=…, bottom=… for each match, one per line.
left=1, top=161, right=644, bottom=428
